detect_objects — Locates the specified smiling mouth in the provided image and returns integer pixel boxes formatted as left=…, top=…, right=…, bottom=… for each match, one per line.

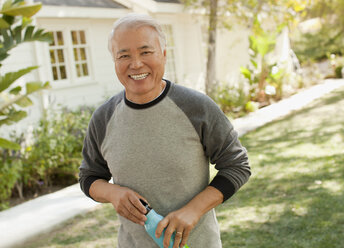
left=129, top=73, right=149, bottom=80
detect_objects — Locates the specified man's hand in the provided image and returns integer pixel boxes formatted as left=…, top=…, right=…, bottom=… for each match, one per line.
left=155, top=186, right=223, bottom=248
left=89, top=179, right=148, bottom=226
left=110, top=186, right=148, bottom=225
left=155, top=206, right=201, bottom=248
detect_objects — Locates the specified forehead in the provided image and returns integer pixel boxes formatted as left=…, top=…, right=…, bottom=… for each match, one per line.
left=112, top=25, right=160, bottom=51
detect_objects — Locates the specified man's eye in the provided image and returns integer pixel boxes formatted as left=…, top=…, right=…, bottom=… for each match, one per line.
left=118, top=55, right=129, bottom=59
left=142, top=51, right=152, bottom=55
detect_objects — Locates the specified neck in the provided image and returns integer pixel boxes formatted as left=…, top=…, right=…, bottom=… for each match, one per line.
left=126, top=80, right=166, bottom=104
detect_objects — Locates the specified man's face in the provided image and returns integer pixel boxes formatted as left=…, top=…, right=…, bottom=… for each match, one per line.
left=111, top=25, right=166, bottom=103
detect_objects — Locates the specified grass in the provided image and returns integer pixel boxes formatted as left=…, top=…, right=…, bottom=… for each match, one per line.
left=20, top=86, right=344, bottom=248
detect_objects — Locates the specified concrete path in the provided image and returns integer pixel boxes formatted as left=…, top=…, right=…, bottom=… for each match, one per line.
left=232, top=79, right=344, bottom=137
left=1, top=79, right=343, bottom=248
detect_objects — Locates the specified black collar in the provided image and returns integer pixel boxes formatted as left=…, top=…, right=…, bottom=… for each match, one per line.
left=124, top=79, right=171, bottom=109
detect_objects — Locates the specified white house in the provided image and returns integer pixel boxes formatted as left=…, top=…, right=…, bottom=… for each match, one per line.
left=2, top=0, right=292, bottom=136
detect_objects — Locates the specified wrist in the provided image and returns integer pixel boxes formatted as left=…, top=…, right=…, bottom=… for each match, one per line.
left=184, top=186, right=223, bottom=216
left=90, top=179, right=118, bottom=203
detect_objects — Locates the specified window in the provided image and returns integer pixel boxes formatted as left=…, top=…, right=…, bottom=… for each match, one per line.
left=48, top=30, right=90, bottom=83
left=161, top=25, right=177, bottom=83
left=71, top=30, right=89, bottom=77
left=49, top=31, right=67, bottom=80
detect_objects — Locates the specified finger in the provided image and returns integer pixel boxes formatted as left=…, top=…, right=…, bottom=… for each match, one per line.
left=126, top=209, right=146, bottom=226
left=117, top=205, right=145, bottom=225
left=156, top=217, right=169, bottom=238
left=179, top=228, right=191, bottom=248
left=163, top=225, right=175, bottom=248
left=173, top=230, right=183, bottom=248
left=124, top=200, right=147, bottom=223
left=131, top=195, right=149, bottom=215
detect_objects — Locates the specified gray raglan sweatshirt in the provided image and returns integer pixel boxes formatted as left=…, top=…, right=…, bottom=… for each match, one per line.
left=79, top=80, right=250, bottom=248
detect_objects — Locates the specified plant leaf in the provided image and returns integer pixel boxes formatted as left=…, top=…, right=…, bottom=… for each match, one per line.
left=13, top=25, right=22, bottom=43
left=9, top=86, right=22, bottom=95
left=240, top=66, right=252, bottom=80
left=0, top=137, right=21, bottom=150
left=2, top=14, right=15, bottom=26
left=0, top=3, right=42, bottom=18
left=0, top=110, right=27, bottom=125
left=15, top=95, right=33, bottom=107
left=26, top=81, right=50, bottom=94
left=250, top=59, right=258, bottom=69
left=0, top=18, right=10, bottom=28
left=24, top=25, right=34, bottom=41
left=1, top=29, right=12, bottom=49
left=0, top=66, right=38, bottom=92
left=1, top=0, right=12, bottom=11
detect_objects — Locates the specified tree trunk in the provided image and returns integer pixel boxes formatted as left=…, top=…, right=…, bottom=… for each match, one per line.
left=258, top=57, right=268, bottom=104
left=15, top=181, right=24, bottom=199
left=205, top=0, right=218, bottom=98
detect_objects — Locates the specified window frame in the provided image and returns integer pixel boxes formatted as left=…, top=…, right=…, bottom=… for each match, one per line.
left=46, top=28, right=93, bottom=88
left=161, top=24, right=178, bottom=83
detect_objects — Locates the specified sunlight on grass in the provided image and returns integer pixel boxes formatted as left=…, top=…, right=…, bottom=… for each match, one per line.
left=218, top=203, right=287, bottom=229
left=312, top=180, right=343, bottom=194
left=217, top=86, right=344, bottom=248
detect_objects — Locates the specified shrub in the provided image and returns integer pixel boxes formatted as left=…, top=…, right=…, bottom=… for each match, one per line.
left=212, top=81, right=250, bottom=118
left=0, top=106, right=94, bottom=210
left=291, top=26, right=344, bottom=64
left=335, top=66, right=343, bottom=78
left=0, top=0, right=51, bottom=150
left=25, top=106, right=94, bottom=187
left=0, top=147, right=22, bottom=209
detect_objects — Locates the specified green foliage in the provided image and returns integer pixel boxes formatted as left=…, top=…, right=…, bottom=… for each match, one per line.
left=244, top=101, right=258, bottom=113
left=24, top=106, right=94, bottom=187
left=0, top=106, right=94, bottom=210
left=0, top=0, right=42, bottom=18
left=0, top=145, right=22, bottom=209
left=240, top=17, right=286, bottom=105
left=335, top=66, right=343, bottom=78
left=213, top=16, right=290, bottom=115
left=291, top=27, right=344, bottom=63
left=291, top=0, right=344, bottom=63
left=0, top=0, right=52, bottom=150
left=212, top=81, right=249, bottom=117
left=182, top=0, right=308, bottom=29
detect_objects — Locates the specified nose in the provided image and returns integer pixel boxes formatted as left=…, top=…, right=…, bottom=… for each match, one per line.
left=129, top=55, right=143, bottom=69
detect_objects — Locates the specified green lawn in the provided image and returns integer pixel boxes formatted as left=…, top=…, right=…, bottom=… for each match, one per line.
left=21, top=86, right=344, bottom=248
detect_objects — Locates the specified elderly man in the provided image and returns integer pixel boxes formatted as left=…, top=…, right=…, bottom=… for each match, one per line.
left=79, top=13, right=250, bottom=248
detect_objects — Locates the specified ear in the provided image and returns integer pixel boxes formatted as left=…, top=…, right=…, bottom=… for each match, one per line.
left=163, top=49, right=167, bottom=64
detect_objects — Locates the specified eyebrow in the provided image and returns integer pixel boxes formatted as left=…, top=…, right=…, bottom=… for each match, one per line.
left=116, top=45, right=154, bottom=55
left=138, top=45, right=154, bottom=50
left=117, top=49, right=129, bottom=55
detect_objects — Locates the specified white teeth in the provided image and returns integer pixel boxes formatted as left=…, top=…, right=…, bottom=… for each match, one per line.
left=130, top=73, right=149, bottom=80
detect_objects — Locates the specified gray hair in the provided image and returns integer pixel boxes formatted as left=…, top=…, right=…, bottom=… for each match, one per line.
left=108, top=13, right=166, bottom=59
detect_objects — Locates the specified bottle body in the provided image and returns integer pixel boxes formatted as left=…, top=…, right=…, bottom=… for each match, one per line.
left=144, top=209, right=175, bottom=248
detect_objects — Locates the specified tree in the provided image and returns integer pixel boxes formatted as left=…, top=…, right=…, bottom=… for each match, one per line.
left=182, top=0, right=308, bottom=98
left=292, top=0, right=344, bottom=62
left=182, top=0, right=218, bottom=98
left=0, top=0, right=52, bottom=150
left=205, top=0, right=218, bottom=98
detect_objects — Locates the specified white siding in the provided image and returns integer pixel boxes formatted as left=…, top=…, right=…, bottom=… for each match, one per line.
left=216, top=25, right=250, bottom=84
left=35, top=18, right=123, bottom=111
left=156, top=13, right=205, bottom=91
left=1, top=43, right=44, bottom=137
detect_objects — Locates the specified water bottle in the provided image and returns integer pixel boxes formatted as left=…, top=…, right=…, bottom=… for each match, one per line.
left=140, top=199, right=189, bottom=248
